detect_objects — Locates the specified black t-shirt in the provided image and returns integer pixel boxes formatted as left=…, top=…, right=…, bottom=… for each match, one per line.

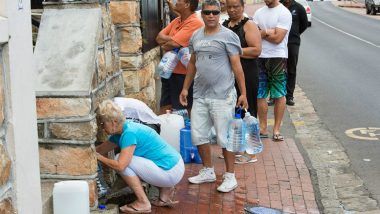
left=287, top=0, right=308, bottom=45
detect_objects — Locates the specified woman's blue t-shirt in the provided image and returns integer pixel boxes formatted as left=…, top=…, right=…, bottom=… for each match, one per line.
left=109, top=121, right=180, bottom=170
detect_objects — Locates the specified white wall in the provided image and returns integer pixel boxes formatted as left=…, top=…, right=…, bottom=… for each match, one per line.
left=3, top=0, right=42, bottom=213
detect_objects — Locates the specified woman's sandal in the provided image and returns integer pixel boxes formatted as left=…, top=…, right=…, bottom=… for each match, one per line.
left=235, top=155, right=258, bottom=164
left=259, top=133, right=269, bottom=138
left=151, top=198, right=179, bottom=208
left=272, top=133, right=284, bottom=142
left=119, top=204, right=151, bottom=213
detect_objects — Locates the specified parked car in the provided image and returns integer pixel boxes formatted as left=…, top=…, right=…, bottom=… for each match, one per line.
left=365, top=0, right=380, bottom=15
left=296, top=0, right=312, bottom=27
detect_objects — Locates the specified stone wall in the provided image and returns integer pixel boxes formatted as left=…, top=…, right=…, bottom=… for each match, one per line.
left=110, top=0, right=161, bottom=112
left=0, top=44, right=15, bottom=213
left=34, top=1, right=123, bottom=213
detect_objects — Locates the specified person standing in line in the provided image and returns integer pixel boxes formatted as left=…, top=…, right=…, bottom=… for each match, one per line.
left=223, top=0, right=262, bottom=164
left=179, top=0, right=248, bottom=193
left=281, top=0, right=308, bottom=106
left=253, top=0, right=292, bottom=141
left=156, top=0, right=204, bottom=114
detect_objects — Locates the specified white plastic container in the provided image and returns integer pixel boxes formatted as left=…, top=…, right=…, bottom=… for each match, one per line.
left=53, top=180, right=90, bottom=214
left=159, top=110, right=185, bottom=152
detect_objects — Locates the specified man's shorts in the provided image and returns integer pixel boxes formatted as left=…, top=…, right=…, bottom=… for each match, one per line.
left=191, top=89, right=236, bottom=148
left=257, top=58, right=287, bottom=99
left=160, top=74, right=193, bottom=110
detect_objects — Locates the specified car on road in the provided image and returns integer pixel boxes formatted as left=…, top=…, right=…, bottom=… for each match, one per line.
left=296, top=0, right=312, bottom=27
left=365, top=0, right=380, bottom=15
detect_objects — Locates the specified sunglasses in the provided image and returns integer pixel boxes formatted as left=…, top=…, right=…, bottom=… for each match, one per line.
left=202, top=10, right=221, bottom=15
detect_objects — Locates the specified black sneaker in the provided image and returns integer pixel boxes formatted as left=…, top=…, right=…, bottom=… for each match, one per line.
left=267, top=98, right=274, bottom=106
left=286, top=98, right=295, bottom=106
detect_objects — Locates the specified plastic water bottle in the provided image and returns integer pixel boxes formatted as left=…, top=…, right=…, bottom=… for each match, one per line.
left=177, top=47, right=190, bottom=68
left=243, top=112, right=263, bottom=155
left=158, top=48, right=179, bottom=79
left=226, top=108, right=246, bottom=152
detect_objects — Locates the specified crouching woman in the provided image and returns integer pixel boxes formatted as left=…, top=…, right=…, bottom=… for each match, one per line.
left=96, top=100, right=184, bottom=213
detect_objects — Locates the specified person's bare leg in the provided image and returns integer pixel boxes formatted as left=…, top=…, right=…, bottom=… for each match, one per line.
left=197, top=143, right=212, bottom=168
left=258, top=98, right=268, bottom=135
left=119, top=175, right=151, bottom=211
left=159, top=187, right=177, bottom=202
left=273, top=96, right=286, bottom=134
left=222, top=148, right=234, bottom=173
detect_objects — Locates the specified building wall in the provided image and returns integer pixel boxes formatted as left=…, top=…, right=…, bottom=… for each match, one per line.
left=110, top=0, right=161, bottom=112
left=34, top=1, right=123, bottom=213
left=0, top=44, right=14, bottom=214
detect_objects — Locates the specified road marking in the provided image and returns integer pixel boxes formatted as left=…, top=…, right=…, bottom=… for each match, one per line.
left=345, top=127, right=380, bottom=140
left=314, top=17, right=380, bottom=49
left=293, top=121, right=305, bottom=126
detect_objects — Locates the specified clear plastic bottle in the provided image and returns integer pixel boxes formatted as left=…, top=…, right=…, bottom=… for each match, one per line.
left=226, top=108, right=246, bottom=152
left=172, top=109, right=189, bottom=123
left=243, top=112, right=263, bottom=155
left=177, top=47, right=190, bottom=68
left=158, top=48, right=179, bottom=79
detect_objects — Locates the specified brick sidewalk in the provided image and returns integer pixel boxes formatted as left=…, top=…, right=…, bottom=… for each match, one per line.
left=152, top=138, right=320, bottom=214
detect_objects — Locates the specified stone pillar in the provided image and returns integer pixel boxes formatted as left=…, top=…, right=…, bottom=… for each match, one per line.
left=110, top=0, right=161, bottom=111
left=34, top=1, right=123, bottom=213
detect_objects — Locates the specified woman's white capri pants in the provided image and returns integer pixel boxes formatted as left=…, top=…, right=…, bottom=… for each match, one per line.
left=116, top=155, right=184, bottom=188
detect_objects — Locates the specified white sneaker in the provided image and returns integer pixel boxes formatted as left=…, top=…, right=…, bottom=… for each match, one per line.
left=217, top=173, right=238, bottom=192
left=188, top=167, right=216, bottom=184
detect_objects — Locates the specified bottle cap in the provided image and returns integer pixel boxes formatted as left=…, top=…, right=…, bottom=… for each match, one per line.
left=235, top=107, right=243, bottom=118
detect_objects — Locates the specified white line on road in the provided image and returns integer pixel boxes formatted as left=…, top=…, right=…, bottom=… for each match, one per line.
left=314, top=16, right=380, bottom=49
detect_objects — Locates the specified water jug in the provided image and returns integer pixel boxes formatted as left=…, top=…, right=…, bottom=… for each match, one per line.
left=243, top=112, right=263, bottom=155
left=158, top=48, right=179, bottom=79
left=226, top=108, right=246, bottom=152
left=180, top=121, right=202, bottom=164
left=53, top=180, right=90, bottom=214
left=172, top=108, right=189, bottom=123
left=159, top=110, right=184, bottom=152
left=178, top=47, right=191, bottom=68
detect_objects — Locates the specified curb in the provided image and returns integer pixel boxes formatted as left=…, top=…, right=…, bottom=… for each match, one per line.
left=286, top=85, right=380, bottom=213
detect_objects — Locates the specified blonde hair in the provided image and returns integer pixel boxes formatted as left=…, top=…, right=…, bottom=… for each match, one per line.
left=97, top=100, right=125, bottom=123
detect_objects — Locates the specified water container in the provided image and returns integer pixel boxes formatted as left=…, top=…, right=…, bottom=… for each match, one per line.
left=172, top=109, right=189, bottom=123
left=243, top=112, right=263, bottom=155
left=192, top=147, right=203, bottom=164
left=159, top=110, right=184, bottom=152
left=180, top=121, right=192, bottom=163
left=226, top=108, right=246, bottom=152
left=177, top=47, right=191, bottom=68
left=180, top=121, right=202, bottom=164
left=53, top=180, right=89, bottom=214
left=157, top=48, right=179, bottom=79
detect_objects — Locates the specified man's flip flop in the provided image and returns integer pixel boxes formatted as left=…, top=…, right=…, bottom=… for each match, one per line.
left=260, top=133, right=269, bottom=138
left=272, top=133, right=284, bottom=141
left=119, top=204, right=151, bottom=213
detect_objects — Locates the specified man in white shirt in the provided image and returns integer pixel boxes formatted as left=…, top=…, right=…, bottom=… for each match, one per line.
left=253, top=0, right=292, bottom=141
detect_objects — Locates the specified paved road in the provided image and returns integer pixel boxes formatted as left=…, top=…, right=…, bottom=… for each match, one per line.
left=297, top=1, right=380, bottom=202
